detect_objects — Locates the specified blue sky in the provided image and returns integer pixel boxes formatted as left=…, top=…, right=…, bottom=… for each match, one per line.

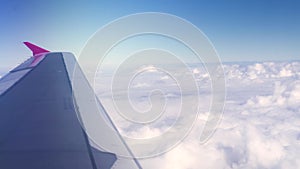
left=0, top=0, right=299, bottom=71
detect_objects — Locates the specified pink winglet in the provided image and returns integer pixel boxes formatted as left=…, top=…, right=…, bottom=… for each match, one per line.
left=23, top=42, right=50, bottom=56
left=23, top=42, right=50, bottom=67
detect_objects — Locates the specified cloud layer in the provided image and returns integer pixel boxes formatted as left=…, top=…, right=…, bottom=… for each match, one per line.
left=95, top=61, right=300, bottom=169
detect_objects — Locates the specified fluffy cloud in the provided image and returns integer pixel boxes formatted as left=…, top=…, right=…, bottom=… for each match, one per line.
left=95, top=61, right=300, bottom=169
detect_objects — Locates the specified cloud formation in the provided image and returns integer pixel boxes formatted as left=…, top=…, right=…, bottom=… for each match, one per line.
left=96, top=61, right=300, bottom=169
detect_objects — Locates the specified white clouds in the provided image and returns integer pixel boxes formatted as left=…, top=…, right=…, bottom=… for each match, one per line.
left=160, top=140, right=227, bottom=169
left=131, top=82, right=150, bottom=88
left=123, top=126, right=163, bottom=139
left=160, top=75, right=170, bottom=80
left=244, top=79, right=300, bottom=110
left=279, top=68, right=293, bottom=77
left=246, top=125, right=285, bottom=168
left=287, top=83, right=300, bottom=106
left=221, top=62, right=300, bottom=81
left=192, top=68, right=200, bottom=74
left=96, top=61, right=300, bottom=169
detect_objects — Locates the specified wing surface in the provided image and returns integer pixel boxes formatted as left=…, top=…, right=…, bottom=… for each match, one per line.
left=0, top=43, right=142, bottom=169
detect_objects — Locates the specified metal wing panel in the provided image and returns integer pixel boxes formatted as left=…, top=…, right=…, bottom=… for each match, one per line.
left=62, top=52, right=142, bottom=169
left=0, top=53, right=117, bottom=169
left=0, top=69, right=31, bottom=95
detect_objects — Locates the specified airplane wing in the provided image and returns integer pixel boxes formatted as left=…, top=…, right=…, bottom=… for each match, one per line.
left=0, top=42, right=142, bottom=169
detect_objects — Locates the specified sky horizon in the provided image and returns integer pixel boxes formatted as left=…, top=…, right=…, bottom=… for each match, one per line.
left=0, top=0, right=300, bottom=71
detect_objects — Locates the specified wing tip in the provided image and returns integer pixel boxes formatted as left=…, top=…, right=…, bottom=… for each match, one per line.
left=23, top=42, right=50, bottom=56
